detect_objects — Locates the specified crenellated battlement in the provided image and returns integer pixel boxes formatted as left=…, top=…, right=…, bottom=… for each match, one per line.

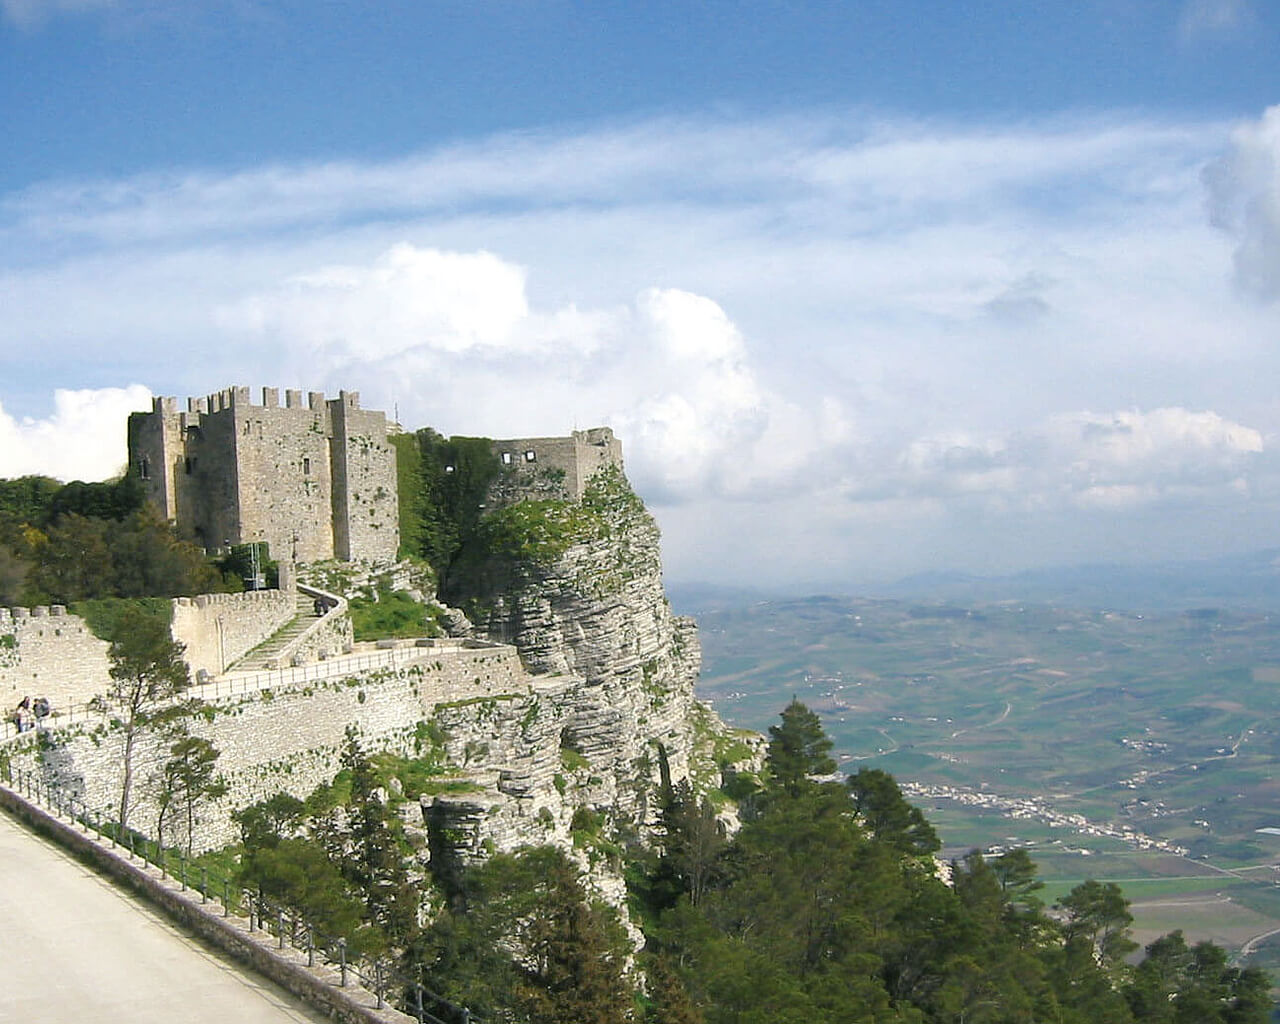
left=130, top=384, right=397, bottom=566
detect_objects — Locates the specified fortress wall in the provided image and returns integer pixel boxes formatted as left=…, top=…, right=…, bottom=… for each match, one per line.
left=186, top=401, right=243, bottom=551
left=13, top=644, right=535, bottom=851
left=230, top=397, right=335, bottom=563
left=171, top=589, right=298, bottom=678
left=330, top=394, right=400, bottom=563
left=129, top=386, right=399, bottom=565
left=491, top=428, right=623, bottom=501
left=0, top=606, right=112, bottom=711
left=281, top=606, right=353, bottom=666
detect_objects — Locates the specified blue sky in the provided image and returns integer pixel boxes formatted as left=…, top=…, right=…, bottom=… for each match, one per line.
left=2, top=1, right=1279, bottom=586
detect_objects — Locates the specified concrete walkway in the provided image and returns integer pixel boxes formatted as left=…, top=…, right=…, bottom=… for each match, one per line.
left=0, top=809, right=331, bottom=1024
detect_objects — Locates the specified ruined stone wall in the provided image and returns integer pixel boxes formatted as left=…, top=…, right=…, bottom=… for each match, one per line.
left=171, top=589, right=298, bottom=678
left=0, top=605, right=112, bottom=711
left=490, top=427, right=623, bottom=503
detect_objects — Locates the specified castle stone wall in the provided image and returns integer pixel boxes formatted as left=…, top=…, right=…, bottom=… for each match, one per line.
left=171, top=589, right=298, bottom=678
left=129, top=386, right=399, bottom=566
left=0, top=606, right=112, bottom=711
left=329, top=392, right=400, bottom=563
left=490, top=427, right=623, bottom=503
left=13, top=644, right=535, bottom=851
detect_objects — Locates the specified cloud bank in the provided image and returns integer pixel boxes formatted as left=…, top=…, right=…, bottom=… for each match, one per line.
left=4, top=106, right=1280, bottom=582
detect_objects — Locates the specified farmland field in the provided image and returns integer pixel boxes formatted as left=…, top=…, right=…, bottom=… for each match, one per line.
left=693, top=595, right=1280, bottom=968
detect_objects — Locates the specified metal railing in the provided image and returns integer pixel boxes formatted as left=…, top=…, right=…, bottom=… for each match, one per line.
left=1, top=765, right=482, bottom=1024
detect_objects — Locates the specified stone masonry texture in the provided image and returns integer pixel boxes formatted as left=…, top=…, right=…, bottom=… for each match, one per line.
left=128, top=386, right=399, bottom=565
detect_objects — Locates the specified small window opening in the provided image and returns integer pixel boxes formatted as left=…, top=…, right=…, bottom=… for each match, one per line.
left=444, top=465, right=455, bottom=474
left=501, top=452, right=513, bottom=465
left=139, top=456, right=150, bottom=481
left=303, top=457, right=312, bottom=475
left=524, top=450, right=537, bottom=463
left=184, top=457, right=192, bottom=475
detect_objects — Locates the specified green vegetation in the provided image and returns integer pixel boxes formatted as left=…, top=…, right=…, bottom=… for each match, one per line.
left=0, top=472, right=244, bottom=605
left=348, top=586, right=441, bottom=641
left=391, top=429, right=502, bottom=588
left=70, top=596, right=173, bottom=641
left=696, top=596, right=1280, bottom=971
left=627, top=703, right=1269, bottom=1024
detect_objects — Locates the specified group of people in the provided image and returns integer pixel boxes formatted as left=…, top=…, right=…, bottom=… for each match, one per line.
left=11, top=695, right=50, bottom=733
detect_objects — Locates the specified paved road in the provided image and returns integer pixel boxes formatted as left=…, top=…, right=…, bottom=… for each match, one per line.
left=0, top=809, right=330, bottom=1024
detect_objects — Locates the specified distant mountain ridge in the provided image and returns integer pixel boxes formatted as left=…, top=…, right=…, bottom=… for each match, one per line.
left=670, top=548, right=1280, bottom=615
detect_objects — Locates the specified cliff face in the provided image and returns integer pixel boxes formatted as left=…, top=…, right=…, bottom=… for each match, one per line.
left=423, top=465, right=751, bottom=884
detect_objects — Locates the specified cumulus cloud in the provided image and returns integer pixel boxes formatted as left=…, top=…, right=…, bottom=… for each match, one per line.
left=220, top=243, right=848, bottom=505
left=0, top=385, right=151, bottom=481
left=844, top=407, right=1263, bottom=513
left=4, top=108, right=1279, bottom=581
left=1204, top=105, right=1280, bottom=301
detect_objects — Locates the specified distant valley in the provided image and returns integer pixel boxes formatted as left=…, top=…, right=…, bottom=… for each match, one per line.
left=684, top=554, right=1280, bottom=974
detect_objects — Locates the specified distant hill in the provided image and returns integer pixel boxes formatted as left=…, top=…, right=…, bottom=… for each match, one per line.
left=672, top=549, right=1280, bottom=615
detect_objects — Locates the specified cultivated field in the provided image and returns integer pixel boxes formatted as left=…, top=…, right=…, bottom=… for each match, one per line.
left=695, top=596, right=1280, bottom=967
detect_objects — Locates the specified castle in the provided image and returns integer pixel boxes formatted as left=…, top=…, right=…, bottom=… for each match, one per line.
left=128, top=386, right=400, bottom=564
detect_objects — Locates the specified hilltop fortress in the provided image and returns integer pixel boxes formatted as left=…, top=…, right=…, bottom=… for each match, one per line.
left=127, top=384, right=625, bottom=564
left=3, top=385, right=741, bottom=871
left=128, top=386, right=401, bottom=565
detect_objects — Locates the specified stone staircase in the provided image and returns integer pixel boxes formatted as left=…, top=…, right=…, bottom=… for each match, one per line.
left=226, top=592, right=321, bottom=672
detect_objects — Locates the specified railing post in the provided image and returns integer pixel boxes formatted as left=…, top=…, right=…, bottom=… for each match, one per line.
left=338, top=938, right=347, bottom=987
left=278, top=909, right=285, bottom=949
left=414, top=983, right=424, bottom=1022
left=462, top=1008, right=471, bottom=1024
left=201, top=866, right=208, bottom=904
left=375, top=960, right=385, bottom=1009
left=307, top=926, right=315, bottom=967
left=129, top=830, right=136, bottom=860
left=180, top=854, right=187, bottom=891
left=223, top=878, right=230, bottom=917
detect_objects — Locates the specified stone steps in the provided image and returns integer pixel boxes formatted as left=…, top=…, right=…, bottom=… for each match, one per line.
left=224, top=593, right=320, bottom=672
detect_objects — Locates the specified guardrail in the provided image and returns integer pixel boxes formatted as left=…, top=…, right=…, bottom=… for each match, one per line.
left=1, top=764, right=483, bottom=1024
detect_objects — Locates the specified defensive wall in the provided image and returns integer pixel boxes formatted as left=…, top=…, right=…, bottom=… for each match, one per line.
left=489, top=427, right=623, bottom=503
left=0, top=605, right=111, bottom=713
left=171, top=588, right=297, bottom=678
left=2, top=587, right=301, bottom=709
left=5, top=640, right=541, bottom=853
left=128, top=385, right=399, bottom=565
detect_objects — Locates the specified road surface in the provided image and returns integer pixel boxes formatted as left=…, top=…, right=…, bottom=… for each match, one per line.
left=0, top=808, right=330, bottom=1024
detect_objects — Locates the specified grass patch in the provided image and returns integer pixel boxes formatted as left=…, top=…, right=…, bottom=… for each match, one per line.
left=349, top=587, right=440, bottom=641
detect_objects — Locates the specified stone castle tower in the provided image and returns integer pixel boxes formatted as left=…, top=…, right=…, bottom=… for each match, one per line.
left=128, top=385, right=399, bottom=564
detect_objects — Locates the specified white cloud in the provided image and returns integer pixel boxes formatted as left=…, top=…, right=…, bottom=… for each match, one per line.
left=220, top=244, right=846, bottom=504
left=843, top=407, right=1263, bottom=513
left=1204, top=105, right=1280, bottom=301
left=1177, top=0, right=1253, bottom=44
left=0, top=386, right=151, bottom=481
left=4, top=108, right=1280, bottom=582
